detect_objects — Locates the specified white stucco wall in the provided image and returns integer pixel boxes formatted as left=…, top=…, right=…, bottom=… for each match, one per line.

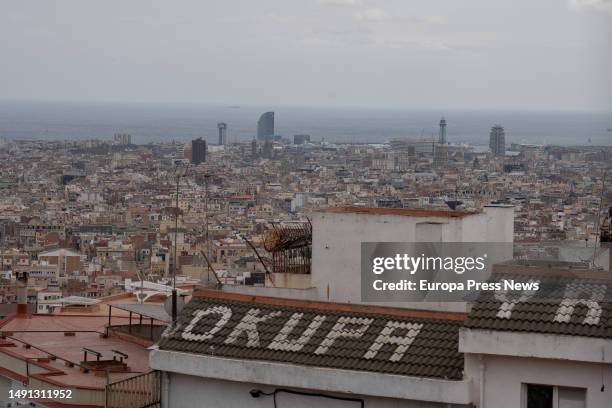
left=150, top=348, right=472, bottom=407
left=464, top=354, right=612, bottom=408
left=460, top=329, right=612, bottom=408
left=459, top=329, right=612, bottom=365
left=166, top=374, right=448, bottom=408
left=222, top=283, right=318, bottom=300
left=310, top=206, right=514, bottom=311
left=483, top=205, right=514, bottom=243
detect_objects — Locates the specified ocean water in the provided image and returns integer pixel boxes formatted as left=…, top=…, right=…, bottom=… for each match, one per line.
left=0, top=100, right=610, bottom=146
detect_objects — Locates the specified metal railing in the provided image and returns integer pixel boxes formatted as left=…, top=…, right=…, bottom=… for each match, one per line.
left=105, top=370, right=161, bottom=408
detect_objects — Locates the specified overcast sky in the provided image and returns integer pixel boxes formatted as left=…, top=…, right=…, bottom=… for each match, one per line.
left=0, top=0, right=610, bottom=110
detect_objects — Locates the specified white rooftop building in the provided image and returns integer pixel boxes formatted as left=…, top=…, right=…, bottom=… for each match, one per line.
left=310, top=206, right=514, bottom=311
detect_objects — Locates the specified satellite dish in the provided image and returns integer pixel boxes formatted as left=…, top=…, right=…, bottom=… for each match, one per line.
left=164, top=295, right=185, bottom=316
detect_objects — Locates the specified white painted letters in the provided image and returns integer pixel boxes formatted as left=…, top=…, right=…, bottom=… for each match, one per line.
left=314, top=316, right=373, bottom=355
left=363, top=321, right=423, bottom=361
left=225, top=308, right=283, bottom=347
left=182, top=306, right=232, bottom=342
left=268, top=313, right=327, bottom=352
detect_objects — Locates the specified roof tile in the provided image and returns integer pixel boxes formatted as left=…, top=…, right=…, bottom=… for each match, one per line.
left=159, top=294, right=464, bottom=380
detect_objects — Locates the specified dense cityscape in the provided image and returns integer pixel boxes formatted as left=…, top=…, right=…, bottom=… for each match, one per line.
left=1, top=113, right=610, bottom=283
left=1, top=0, right=611, bottom=406
left=0, top=110, right=610, bottom=406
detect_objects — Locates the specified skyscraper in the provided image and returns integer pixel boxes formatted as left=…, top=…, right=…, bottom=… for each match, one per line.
left=438, top=117, right=447, bottom=144
left=217, top=122, right=227, bottom=146
left=191, top=138, right=207, bottom=165
left=257, top=112, right=274, bottom=140
left=489, top=125, right=506, bottom=157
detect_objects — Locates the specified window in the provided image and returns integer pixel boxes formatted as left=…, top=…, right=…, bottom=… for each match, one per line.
left=558, top=388, right=586, bottom=408
left=527, top=384, right=552, bottom=408
left=525, top=384, right=586, bottom=408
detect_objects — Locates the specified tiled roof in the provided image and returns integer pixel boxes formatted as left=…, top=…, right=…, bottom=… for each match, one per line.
left=465, top=274, right=612, bottom=339
left=158, top=293, right=464, bottom=380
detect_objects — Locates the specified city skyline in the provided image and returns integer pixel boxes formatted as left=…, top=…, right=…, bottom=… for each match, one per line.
left=1, top=100, right=610, bottom=146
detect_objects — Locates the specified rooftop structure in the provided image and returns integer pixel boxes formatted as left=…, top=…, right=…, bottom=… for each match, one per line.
left=309, top=205, right=514, bottom=311
left=0, top=303, right=162, bottom=406
left=263, top=222, right=312, bottom=275
left=151, top=274, right=612, bottom=407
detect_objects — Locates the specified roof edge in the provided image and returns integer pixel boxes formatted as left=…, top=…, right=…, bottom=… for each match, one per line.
left=192, top=289, right=467, bottom=321
left=316, top=206, right=481, bottom=218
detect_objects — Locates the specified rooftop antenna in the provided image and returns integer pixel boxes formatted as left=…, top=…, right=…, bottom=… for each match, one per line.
left=198, top=173, right=213, bottom=283
left=198, top=249, right=221, bottom=288
left=171, top=163, right=190, bottom=325
left=240, top=235, right=275, bottom=287
left=592, top=168, right=609, bottom=268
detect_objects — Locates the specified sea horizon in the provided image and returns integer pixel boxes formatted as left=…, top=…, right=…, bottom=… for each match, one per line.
left=1, top=99, right=610, bottom=147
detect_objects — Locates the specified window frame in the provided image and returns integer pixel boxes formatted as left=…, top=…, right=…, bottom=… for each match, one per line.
left=522, top=383, right=587, bottom=408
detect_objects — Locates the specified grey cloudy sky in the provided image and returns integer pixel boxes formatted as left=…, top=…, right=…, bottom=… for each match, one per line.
left=1, top=0, right=610, bottom=110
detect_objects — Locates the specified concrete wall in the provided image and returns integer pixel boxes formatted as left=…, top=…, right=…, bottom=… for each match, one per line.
left=460, top=329, right=612, bottom=407
left=459, top=329, right=612, bottom=365
left=270, top=272, right=312, bottom=289
left=166, top=373, right=448, bottom=408
left=310, top=206, right=514, bottom=311
left=0, top=375, right=13, bottom=403
left=151, top=348, right=472, bottom=406
left=483, top=205, right=514, bottom=243
left=222, top=284, right=318, bottom=300
left=0, top=354, right=105, bottom=407
left=464, top=354, right=612, bottom=408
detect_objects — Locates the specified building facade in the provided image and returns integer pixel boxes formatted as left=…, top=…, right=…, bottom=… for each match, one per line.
left=490, top=125, right=506, bottom=157
left=151, top=271, right=612, bottom=408
left=257, top=112, right=275, bottom=140
left=218, top=123, right=227, bottom=146
left=192, top=138, right=207, bottom=165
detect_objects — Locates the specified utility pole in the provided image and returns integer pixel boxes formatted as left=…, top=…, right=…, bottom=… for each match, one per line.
left=592, top=168, right=608, bottom=268
left=204, top=174, right=211, bottom=284
left=171, top=164, right=189, bottom=325
left=138, top=269, right=144, bottom=304
left=172, top=172, right=179, bottom=325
